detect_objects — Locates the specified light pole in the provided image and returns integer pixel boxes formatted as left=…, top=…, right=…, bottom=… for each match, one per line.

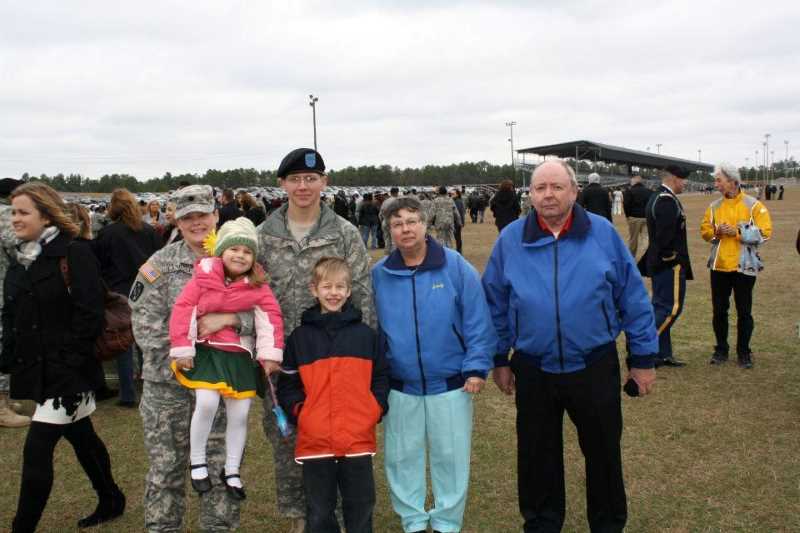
left=764, top=133, right=771, bottom=184
left=505, top=121, right=517, bottom=185
left=656, top=143, right=662, bottom=154
left=762, top=141, right=768, bottom=184
left=309, top=94, right=319, bottom=151
left=785, top=140, right=790, bottom=178
left=697, top=149, right=701, bottom=161
left=770, top=150, right=775, bottom=182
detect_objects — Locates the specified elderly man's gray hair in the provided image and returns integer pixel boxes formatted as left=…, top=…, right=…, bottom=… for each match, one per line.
left=587, top=172, right=601, bottom=184
left=383, top=196, right=427, bottom=224
left=531, top=159, right=578, bottom=187
left=716, top=162, right=741, bottom=183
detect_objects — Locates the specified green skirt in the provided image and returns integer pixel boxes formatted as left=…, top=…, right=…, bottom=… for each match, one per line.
left=172, top=344, right=258, bottom=399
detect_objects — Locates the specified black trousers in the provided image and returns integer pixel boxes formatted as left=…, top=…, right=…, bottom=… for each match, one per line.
left=511, top=351, right=626, bottom=533
left=710, top=270, right=756, bottom=356
left=12, top=417, right=117, bottom=533
left=302, top=455, right=375, bottom=533
left=454, top=224, right=463, bottom=254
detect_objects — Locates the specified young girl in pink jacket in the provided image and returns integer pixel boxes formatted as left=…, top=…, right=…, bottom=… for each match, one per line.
left=169, top=217, right=284, bottom=500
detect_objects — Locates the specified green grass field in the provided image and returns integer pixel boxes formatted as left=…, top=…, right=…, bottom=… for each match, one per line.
left=1, top=189, right=798, bottom=532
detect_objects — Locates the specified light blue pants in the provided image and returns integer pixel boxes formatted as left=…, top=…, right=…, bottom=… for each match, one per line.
left=384, top=388, right=474, bottom=533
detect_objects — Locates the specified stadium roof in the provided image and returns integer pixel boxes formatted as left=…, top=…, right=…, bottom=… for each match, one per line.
left=517, top=140, right=714, bottom=173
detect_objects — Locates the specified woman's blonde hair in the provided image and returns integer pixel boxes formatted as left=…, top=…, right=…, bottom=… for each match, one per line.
left=65, top=202, right=92, bottom=239
left=10, top=182, right=79, bottom=238
left=108, top=189, right=144, bottom=231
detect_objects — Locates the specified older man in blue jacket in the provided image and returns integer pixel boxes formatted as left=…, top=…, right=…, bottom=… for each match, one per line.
left=482, top=160, right=658, bottom=533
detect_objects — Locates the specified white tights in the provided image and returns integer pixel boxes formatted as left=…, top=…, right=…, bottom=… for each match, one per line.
left=190, top=388, right=251, bottom=488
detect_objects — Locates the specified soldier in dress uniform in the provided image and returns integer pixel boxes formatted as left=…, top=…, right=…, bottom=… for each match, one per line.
left=639, top=166, right=694, bottom=368
left=130, top=185, right=249, bottom=532
left=256, top=148, right=375, bottom=533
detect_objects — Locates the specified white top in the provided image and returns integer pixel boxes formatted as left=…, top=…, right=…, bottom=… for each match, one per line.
left=32, top=392, right=96, bottom=425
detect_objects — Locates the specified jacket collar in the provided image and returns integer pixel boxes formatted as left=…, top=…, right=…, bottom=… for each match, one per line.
left=300, top=301, right=363, bottom=330
left=40, top=231, right=72, bottom=257
left=384, top=236, right=446, bottom=272
left=260, top=202, right=338, bottom=241
left=523, top=203, right=591, bottom=244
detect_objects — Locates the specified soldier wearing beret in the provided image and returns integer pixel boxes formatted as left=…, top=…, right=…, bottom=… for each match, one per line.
left=639, top=165, right=694, bottom=367
left=257, top=148, right=375, bottom=533
left=130, top=185, right=251, bottom=532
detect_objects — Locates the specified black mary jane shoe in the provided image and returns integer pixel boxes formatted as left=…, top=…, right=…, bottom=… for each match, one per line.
left=190, top=463, right=212, bottom=494
left=220, top=469, right=247, bottom=501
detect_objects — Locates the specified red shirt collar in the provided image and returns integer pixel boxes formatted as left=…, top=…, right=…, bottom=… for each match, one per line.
left=536, top=210, right=574, bottom=238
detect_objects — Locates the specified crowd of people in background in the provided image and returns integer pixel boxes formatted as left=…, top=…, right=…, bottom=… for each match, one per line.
left=0, top=151, right=787, bottom=533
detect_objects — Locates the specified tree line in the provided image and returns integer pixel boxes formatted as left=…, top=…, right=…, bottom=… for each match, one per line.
left=12, top=159, right=794, bottom=193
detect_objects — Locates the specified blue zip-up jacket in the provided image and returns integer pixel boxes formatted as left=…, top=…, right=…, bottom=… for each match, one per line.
left=372, top=237, right=497, bottom=395
left=482, top=205, right=658, bottom=373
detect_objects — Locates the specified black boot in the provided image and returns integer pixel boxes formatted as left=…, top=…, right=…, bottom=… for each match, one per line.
left=77, top=485, right=126, bottom=528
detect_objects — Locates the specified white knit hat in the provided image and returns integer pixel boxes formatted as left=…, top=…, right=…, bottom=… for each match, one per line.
left=214, top=217, right=258, bottom=257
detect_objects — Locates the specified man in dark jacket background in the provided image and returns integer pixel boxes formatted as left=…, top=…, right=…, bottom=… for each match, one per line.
left=217, top=188, right=242, bottom=228
left=623, top=173, right=652, bottom=258
left=578, top=172, right=612, bottom=221
left=639, top=166, right=693, bottom=368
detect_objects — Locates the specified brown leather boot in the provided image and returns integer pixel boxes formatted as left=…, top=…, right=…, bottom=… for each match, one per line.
left=0, top=393, right=31, bottom=428
left=290, top=518, right=306, bottom=533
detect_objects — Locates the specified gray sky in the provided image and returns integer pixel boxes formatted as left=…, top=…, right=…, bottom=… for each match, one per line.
left=1, top=0, right=798, bottom=179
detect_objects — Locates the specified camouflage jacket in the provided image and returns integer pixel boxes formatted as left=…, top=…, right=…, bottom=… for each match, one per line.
left=257, top=203, right=375, bottom=336
left=0, top=202, right=17, bottom=352
left=129, top=240, right=200, bottom=383
left=432, top=196, right=457, bottom=229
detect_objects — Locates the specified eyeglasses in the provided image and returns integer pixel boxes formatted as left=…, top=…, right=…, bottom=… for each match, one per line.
left=390, top=218, right=422, bottom=231
left=283, top=175, right=322, bottom=185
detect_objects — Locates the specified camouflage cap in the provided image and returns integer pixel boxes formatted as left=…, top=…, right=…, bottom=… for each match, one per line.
left=173, top=185, right=215, bottom=219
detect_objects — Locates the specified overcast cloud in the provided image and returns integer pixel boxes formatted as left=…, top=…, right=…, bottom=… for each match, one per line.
left=1, top=0, right=798, bottom=179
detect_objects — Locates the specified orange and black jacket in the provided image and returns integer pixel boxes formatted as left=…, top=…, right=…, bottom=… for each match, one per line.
left=277, top=302, right=389, bottom=463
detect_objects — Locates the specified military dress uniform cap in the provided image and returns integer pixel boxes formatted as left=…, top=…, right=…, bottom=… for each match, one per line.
left=664, top=165, right=690, bottom=179
left=0, top=177, right=23, bottom=196
left=173, top=184, right=216, bottom=219
left=277, top=148, right=325, bottom=178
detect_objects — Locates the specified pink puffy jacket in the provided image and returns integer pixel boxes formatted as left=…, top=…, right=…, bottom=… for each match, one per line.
left=168, top=256, right=284, bottom=362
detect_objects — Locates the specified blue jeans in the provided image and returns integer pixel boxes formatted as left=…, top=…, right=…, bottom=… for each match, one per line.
left=116, top=346, right=137, bottom=403
left=651, top=264, right=686, bottom=360
left=360, top=225, right=378, bottom=249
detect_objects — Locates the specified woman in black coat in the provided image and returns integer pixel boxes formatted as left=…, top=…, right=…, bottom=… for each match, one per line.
left=490, top=179, right=522, bottom=232
left=1, top=183, right=125, bottom=532
left=92, top=188, right=161, bottom=407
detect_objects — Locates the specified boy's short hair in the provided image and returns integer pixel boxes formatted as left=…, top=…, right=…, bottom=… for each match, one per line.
left=311, top=257, right=352, bottom=287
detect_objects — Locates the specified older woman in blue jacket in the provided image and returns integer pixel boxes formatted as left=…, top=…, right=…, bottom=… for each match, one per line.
left=372, top=196, right=497, bottom=533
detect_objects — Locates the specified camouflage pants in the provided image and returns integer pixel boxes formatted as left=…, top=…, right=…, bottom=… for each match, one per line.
left=382, top=219, right=394, bottom=255
left=140, top=380, right=241, bottom=533
left=0, top=373, right=8, bottom=393
left=262, top=389, right=306, bottom=519
left=434, top=225, right=454, bottom=248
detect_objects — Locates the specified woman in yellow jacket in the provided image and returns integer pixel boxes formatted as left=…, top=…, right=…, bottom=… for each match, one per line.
left=700, top=163, right=772, bottom=368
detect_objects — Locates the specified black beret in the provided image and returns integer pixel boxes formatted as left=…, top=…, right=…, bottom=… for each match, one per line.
left=664, top=165, right=690, bottom=179
left=0, top=177, right=22, bottom=196
left=277, top=148, right=325, bottom=178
